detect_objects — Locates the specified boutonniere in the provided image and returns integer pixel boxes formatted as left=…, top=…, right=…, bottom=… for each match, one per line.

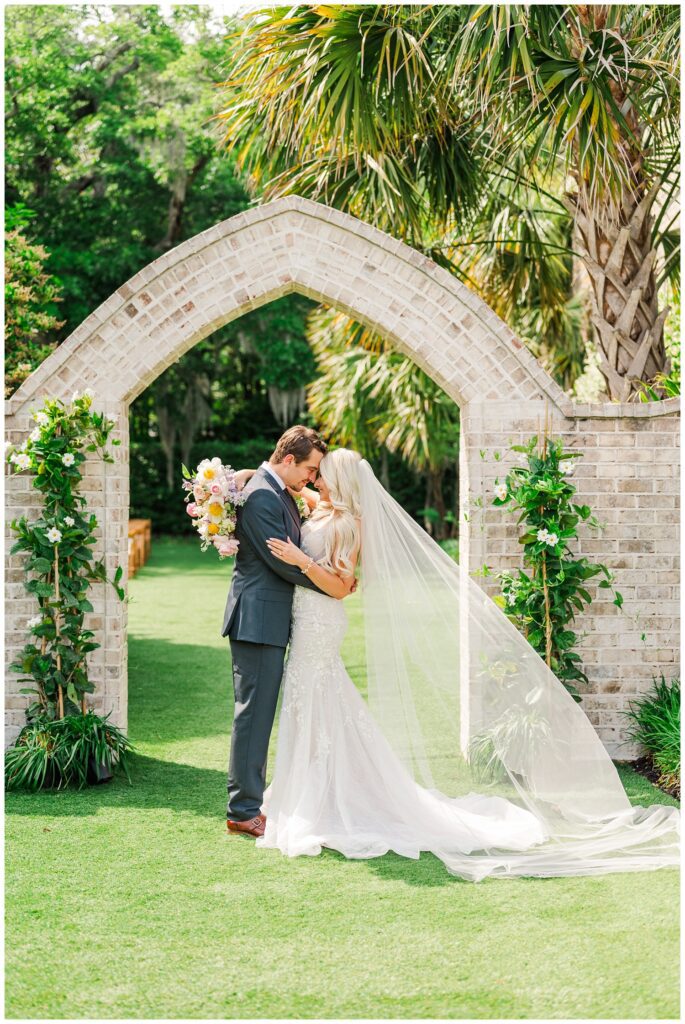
left=293, top=493, right=312, bottom=520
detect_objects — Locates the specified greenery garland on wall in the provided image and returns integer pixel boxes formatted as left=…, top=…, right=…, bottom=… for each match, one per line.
left=487, top=432, right=623, bottom=703
left=5, top=390, right=134, bottom=789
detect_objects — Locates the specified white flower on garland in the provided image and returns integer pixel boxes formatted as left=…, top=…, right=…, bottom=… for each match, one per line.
left=536, top=528, right=549, bottom=543
left=47, top=527, right=62, bottom=543
left=560, top=462, right=575, bottom=475
left=62, top=452, right=75, bottom=466
left=29, top=427, right=41, bottom=442
left=33, top=411, right=49, bottom=426
left=72, top=388, right=94, bottom=404
left=494, top=483, right=508, bottom=501
left=64, top=516, right=75, bottom=527
left=27, top=615, right=42, bottom=629
left=12, top=452, right=32, bottom=470
left=507, top=591, right=517, bottom=606
left=546, top=532, right=559, bottom=546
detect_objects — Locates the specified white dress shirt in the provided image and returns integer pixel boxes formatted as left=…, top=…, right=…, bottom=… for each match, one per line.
left=260, top=461, right=286, bottom=491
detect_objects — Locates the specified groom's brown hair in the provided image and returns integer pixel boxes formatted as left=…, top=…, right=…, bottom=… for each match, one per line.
left=270, top=425, right=327, bottom=465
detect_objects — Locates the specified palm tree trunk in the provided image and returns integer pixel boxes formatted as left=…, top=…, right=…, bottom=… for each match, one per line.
left=566, top=185, right=669, bottom=401
left=565, top=5, right=669, bottom=402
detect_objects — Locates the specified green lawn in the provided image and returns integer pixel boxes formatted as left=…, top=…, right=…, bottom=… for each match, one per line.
left=5, top=537, right=680, bottom=1019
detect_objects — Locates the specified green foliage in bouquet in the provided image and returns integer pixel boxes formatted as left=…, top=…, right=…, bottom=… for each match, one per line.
left=5, top=391, right=130, bottom=790
left=488, top=434, right=623, bottom=702
left=623, top=675, right=680, bottom=797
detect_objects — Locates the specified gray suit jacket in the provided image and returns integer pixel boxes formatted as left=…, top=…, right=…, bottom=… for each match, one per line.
left=221, top=466, right=324, bottom=646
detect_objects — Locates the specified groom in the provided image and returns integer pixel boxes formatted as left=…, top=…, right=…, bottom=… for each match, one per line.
left=221, top=425, right=328, bottom=837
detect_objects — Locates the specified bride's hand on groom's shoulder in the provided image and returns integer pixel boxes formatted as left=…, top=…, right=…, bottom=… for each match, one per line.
left=266, top=536, right=306, bottom=567
left=234, top=468, right=256, bottom=491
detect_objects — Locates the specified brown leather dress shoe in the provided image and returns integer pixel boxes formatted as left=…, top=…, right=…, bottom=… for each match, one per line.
left=226, top=814, right=266, bottom=838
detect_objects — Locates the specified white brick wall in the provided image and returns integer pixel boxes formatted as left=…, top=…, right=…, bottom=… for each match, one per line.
left=4, top=196, right=680, bottom=757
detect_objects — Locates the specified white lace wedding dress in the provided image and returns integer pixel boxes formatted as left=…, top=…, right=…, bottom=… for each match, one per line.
left=257, top=516, right=549, bottom=868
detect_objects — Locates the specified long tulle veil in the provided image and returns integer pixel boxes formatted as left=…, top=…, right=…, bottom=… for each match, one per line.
left=357, top=458, right=679, bottom=879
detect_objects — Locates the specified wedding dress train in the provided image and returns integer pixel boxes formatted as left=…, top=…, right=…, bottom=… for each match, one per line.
left=258, top=519, right=550, bottom=876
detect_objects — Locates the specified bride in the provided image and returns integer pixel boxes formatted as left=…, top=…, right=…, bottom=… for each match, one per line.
left=246, top=448, right=679, bottom=881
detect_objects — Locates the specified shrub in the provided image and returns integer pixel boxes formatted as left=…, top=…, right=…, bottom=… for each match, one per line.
left=623, top=675, right=680, bottom=795
left=5, top=711, right=134, bottom=791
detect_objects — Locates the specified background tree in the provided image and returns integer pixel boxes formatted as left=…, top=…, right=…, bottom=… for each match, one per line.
left=217, top=3, right=680, bottom=401
left=4, top=5, right=334, bottom=533
left=5, top=205, right=65, bottom=397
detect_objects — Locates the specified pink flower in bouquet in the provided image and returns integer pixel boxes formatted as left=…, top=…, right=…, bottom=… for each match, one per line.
left=210, top=483, right=223, bottom=495
left=193, top=484, right=208, bottom=501
left=214, top=537, right=239, bottom=558
left=186, top=502, right=200, bottom=517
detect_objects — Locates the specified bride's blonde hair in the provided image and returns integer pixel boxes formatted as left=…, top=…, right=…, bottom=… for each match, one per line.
left=309, top=448, right=362, bottom=577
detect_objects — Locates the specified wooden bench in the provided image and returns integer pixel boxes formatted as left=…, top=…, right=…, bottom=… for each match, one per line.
left=128, top=519, right=152, bottom=578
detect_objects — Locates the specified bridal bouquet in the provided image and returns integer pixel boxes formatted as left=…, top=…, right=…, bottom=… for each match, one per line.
left=181, top=457, right=246, bottom=559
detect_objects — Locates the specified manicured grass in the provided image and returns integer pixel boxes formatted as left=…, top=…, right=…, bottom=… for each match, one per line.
left=5, top=537, right=680, bottom=1019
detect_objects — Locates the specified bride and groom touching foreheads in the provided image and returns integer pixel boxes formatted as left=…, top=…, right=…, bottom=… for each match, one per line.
left=220, top=425, right=679, bottom=882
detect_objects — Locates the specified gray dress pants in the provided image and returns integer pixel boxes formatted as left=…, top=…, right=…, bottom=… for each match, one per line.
left=227, top=638, right=287, bottom=821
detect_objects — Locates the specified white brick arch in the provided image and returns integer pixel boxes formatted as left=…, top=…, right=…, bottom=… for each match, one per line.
left=5, top=195, right=679, bottom=753
left=6, top=195, right=568, bottom=412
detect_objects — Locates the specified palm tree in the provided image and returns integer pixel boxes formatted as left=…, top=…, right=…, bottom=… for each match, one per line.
left=446, top=4, right=679, bottom=401
left=216, top=3, right=679, bottom=401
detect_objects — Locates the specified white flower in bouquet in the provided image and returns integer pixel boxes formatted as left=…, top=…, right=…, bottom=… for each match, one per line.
left=207, top=501, right=225, bottom=522
left=196, top=457, right=223, bottom=485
